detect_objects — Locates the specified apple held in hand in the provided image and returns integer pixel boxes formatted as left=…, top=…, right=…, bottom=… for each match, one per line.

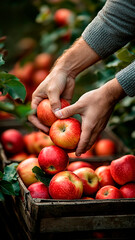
left=96, top=185, right=122, bottom=200
left=94, top=139, right=116, bottom=156
left=74, top=167, right=99, bottom=196
left=110, top=155, right=135, bottom=185
left=17, top=157, right=40, bottom=187
left=49, top=117, right=81, bottom=150
left=95, top=166, right=115, bottom=188
left=37, top=98, right=70, bottom=127
left=1, top=129, right=24, bottom=154
left=38, top=145, right=69, bottom=175
left=120, top=183, right=135, bottom=198
left=49, top=171, right=83, bottom=200
left=28, top=182, right=50, bottom=199
left=67, top=161, right=95, bottom=172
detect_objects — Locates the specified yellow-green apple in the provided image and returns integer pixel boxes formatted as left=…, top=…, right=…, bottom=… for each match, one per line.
left=17, top=157, right=40, bottom=187
left=73, top=167, right=99, bottom=196
left=67, top=161, right=95, bottom=171
left=54, top=8, right=74, bottom=26
left=94, top=139, right=116, bottom=156
left=96, top=185, right=122, bottom=199
left=120, top=183, right=135, bottom=198
left=68, top=149, right=94, bottom=159
left=49, top=117, right=81, bottom=150
left=9, top=152, right=28, bottom=162
left=95, top=165, right=115, bottom=188
left=38, top=145, right=69, bottom=175
left=110, top=155, right=135, bottom=185
left=49, top=171, right=83, bottom=199
left=28, top=182, right=50, bottom=199
left=34, top=53, right=52, bottom=69
left=37, top=98, right=70, bottom=127
left=1, top=129, right=24, bottom=154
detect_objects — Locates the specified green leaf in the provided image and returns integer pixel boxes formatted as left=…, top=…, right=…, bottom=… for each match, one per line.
left=0, top=72, right=26, bottom=102
left=3, top=163, right=18, bottom=182
left=14, top=103, right=34, bottom=119
left=0, top=180, right=16, bottom=195
left=32, top=166, right=52, bottom=187
left=0, top=54, right=5, bottom=66
left=12, top=181, right=20, bottom=196
left=0, top=101, right=15, bottom=112
left=116, top=48, right=135, bottom=63
left=0, top=171, right=3, bottom=179
left=0, top=191, right=5, bottom=201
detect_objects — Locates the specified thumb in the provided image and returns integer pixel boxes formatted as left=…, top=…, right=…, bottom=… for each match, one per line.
left=48, top=93, right=61, bottom=114
left=55, top=103, right=78, bottom=119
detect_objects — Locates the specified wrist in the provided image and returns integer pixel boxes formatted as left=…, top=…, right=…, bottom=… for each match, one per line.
left=101, top=78, right=126, bottom=105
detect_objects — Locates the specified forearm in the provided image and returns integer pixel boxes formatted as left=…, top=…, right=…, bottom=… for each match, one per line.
left=53, top=37, right=101, bottom=78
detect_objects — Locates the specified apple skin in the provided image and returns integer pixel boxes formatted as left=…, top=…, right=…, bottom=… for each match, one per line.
left=68, top=149, right=94, bottom=159
left=96, top=185, right=122, bottom=200
left=54, top=8, right=73, bottom=26
left=73, top=167, right=99, bottom=196
left=9, top=152, right=28, bottom=162
left=28, top=182, right=50, bottom=199
left=49, top=171, right=83, bottom=200
left=120, top=183, right=135, bottom=198
left=110, top=155, right=135, bottom=185
left=49, top=117, right=81, bottom=150
left=24, top=131, right=54, bottom=154
left=37, top=98, right=70, bottom=127
left=32, top=69, right=49, bottom=87
left=67, top=161, right=95, bottom=171
left=34, top=53, right=52, bottom=69
left=13, top=62, right=34, bottom=84
left=94, top=139, right=116, bottom=156
left=38, top=145, right=69, bottom=175
left=17, top=157, right=40, bottom=187
left=1, top=129, right=24, bottom=154
left=95, top=165, right=115, bottom=188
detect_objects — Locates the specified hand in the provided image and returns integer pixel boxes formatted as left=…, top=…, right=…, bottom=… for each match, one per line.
left=55, top=78, right=126, bottom=156
left=28, top=68, right=75, bottom=132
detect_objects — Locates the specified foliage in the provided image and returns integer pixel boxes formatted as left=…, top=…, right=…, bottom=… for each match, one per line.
left=0, top=163, right=20, bottom=201
left=32, top=166, right=52, bottom=186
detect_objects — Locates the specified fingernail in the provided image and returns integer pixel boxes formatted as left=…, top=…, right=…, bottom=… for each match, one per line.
left=54, top=109, right=63, bottom=118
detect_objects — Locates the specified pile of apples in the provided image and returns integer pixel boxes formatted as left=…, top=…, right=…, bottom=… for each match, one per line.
left=1, top=97, right=135, bottom=201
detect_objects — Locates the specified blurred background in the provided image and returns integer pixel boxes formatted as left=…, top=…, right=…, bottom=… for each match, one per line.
left=0, top=0, right=135, bottom=152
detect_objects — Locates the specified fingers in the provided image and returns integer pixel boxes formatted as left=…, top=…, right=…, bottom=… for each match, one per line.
left=28, top=115, right=49, bottom=133
left=55, top=102, right=79, bottom=119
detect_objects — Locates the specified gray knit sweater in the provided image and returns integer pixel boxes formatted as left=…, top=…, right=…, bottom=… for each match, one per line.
left=82, top=0, right=135, bottom=97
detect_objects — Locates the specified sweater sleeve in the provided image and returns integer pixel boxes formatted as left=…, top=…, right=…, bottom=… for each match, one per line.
left=116, top=61, right=135, bottom=97
left=82, top=0, right=135, bottom=59
left=82, top=0, right=135, bottom=97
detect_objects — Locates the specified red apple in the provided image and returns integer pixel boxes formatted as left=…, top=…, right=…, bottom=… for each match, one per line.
left=120, top=183, right=135, bottom=198
left=94, top=139, right=116, bottom=156
left=68, top=149, right=94, bottom=159
left=49, top=117, right=81, bottom=150
left=1, top=129, right=24, bottom=154
left=67, top=161, right=95, bottom=171
left=14, top=62, right=34, bottom=83
left=34, top=53, right=52, bottom=69
left=34, top=131, right=54, bottom=153
left=74, top=167, right=99, bottom=196
left=81, top=197, right=94, bottom=200
left=96, top=185, right=122, bottom=200
left=95, top=165, right=115, bottom=188
left=28, top=182, right=50, bottom=199
left=110, top=155, right=135, bottom=185
left=38, top=145, right=69, bottom=175
left=54, top=8, right=74, bottom=26
left=37, top=98, right=70, bottom=127
left=17, top=157, right=40, bottom=187
left=9, top=152, right=28, bottom=162
left=49, top=171, right=83, bottom=199
left=32, top=69, right=49, bottom=86
left=23, top=132, right=37, bottom=154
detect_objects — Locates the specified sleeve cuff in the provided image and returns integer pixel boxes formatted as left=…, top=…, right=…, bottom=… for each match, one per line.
left=116, top=61, right=135, bottom=97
